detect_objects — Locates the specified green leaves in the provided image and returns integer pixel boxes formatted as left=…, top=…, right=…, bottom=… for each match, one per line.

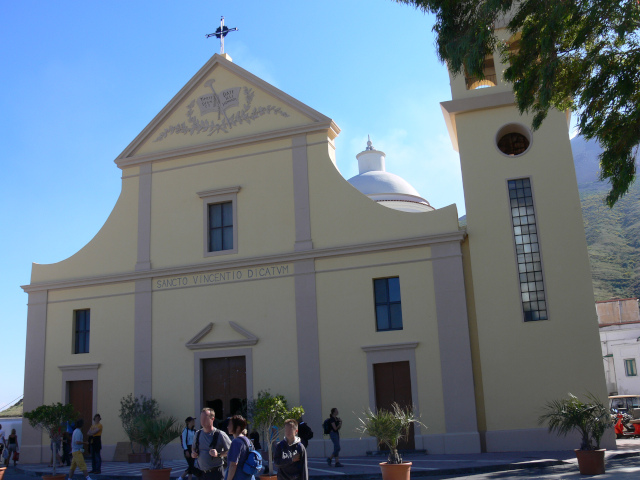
left=538, top=393, right=613, bottom=450
left=131, top=416, right=183, bottom=470
left=119, top=394, right=161, bottom=453
left=24, top=402, right=78, bottom=476
left=24, top=402, right=78, bottom=439
left=396, top=0, right=640, bottom=207
left=248, top=391, right=304, bottom=475
left=356, top=403, right=425, bottom=464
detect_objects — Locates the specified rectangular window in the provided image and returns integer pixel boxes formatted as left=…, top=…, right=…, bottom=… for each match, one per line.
left=508, top=178, right=548, bottom=322
left=208, top=201, right=234, bottom=252
left=374, top=277, right=403, bottom=331
left=625, top=359, right=637, bottom=377
left=74, top=309, right=90, bottom=354
left=198, top=186, right=240, bottom=257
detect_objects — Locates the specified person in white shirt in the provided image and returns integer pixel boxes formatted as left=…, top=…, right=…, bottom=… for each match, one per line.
left=179, top=416, right=198, bottom=480
left=68, top=419, right=93, bottom=480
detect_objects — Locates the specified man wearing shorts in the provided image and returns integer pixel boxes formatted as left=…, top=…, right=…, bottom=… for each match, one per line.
left=69, top=419, right=93, bottom=480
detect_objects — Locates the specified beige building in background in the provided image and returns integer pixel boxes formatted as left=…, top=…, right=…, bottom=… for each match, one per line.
left=22, top=33, right=612, bottom=462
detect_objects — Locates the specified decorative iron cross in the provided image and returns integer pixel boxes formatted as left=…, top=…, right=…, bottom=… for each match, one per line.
left=206, top=16, right=238, bottom=54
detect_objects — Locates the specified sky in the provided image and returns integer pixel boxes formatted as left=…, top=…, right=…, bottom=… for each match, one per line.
left=0, top=0, right=465, bottom=410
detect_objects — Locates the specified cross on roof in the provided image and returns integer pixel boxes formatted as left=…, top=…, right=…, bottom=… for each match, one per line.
left=205, top=16, right=238, bottom=55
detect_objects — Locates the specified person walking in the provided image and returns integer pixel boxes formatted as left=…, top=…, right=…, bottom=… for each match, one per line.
left=326, top=408, right=343, bottom=467
left=296, top=419, right=313, bottom=449
left=191, top=408, right=231, bottom=480
left=225, top=415, right=255, bottom=480
left=68, top=419, right=93, bottom=480
left=179, top=416, right=198, bottom=480
left=6, top=429, right=18, bottom=467
left=274, top=419, right=308, bottom=480
left=87, top=414, right=102, bottom=474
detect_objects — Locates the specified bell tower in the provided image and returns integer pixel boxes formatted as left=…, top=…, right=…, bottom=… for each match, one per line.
left=440, top=26, right=613, bottom=451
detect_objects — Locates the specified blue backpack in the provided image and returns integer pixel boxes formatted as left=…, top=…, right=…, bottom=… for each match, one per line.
left=241, top=437, right=264, bottom=477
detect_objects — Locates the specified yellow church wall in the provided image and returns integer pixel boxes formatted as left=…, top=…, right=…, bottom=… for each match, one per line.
left=150, top=275, right=299, bottom=416
left=315, top=249, right=446, bottom=437
left=148, top=137, right=292, bottom=174
left=42, top=285, right=136, bottom=446
left=306, top=141, right=461, bottom=249
left=30, top=172, right=140, bottom=284
left=460, top=237, right=487, bottom=433
left=149, top=143, right=295, bottom=269
left=456, top=105, right=606, bottom=433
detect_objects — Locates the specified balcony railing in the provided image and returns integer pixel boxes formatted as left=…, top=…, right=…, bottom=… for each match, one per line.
left=465, top=74, right=497, bottom=90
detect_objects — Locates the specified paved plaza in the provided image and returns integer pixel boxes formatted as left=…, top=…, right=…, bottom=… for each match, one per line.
left=8, top=440, right=640, bottom=480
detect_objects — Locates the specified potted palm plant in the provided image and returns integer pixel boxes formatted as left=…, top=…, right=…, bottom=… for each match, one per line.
left=357, top=403, right=424, bottom=480
left=23, top=402, right=78, bottom=480
left=248, top=391, right=304, bottom=478
left=131, top=415, right=183, bottom=480
left=539, top=393, right=613, bottom=475
left=118, top=394, right=160, bottom=462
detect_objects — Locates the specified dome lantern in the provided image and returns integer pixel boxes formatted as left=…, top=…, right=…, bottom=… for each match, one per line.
left=347, top=137, right=435, bottom=213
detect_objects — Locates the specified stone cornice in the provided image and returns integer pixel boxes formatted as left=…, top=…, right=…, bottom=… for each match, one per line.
left=115, top=121, right=340, bottom=169
left=197, top=186, right=242, bottom=198
left=440, top=91, right=515, bottom=152
left=361, top=342, right=419, bottom=352
left=58, top=363, right=101, bottom=371
left=22, top=230, right=467, bottom=293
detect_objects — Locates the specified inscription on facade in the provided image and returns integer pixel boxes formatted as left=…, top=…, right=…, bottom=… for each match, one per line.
left=154, top=264, right=290, bottom=290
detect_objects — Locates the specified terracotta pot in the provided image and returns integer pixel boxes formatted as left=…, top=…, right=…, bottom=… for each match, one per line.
left=575, top=449, right=605, bottom=475
left=128, top=452, right=151, bottom=463
left=141, top=468, right=172, bottom=480
left=0, top=467, right=6, bottom=480
left=379, top=462, right=412, bottom=480
left=42, top=475, right=67, bottom=480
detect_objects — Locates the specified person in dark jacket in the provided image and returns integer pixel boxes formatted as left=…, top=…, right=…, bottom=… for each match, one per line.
left=273, top=419, right=307, bottom=480
left=296, top=419, right=313, bottom=449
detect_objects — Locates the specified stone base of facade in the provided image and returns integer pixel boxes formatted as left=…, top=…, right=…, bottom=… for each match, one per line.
left=18, top=428, right=617, bottom=464
left=483, top=427, right=617, bottom=452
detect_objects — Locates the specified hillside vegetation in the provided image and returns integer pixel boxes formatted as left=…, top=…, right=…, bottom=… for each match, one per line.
left=574, top=135, right=640, bottom=301
left=0, top=398, right=23, bottom=418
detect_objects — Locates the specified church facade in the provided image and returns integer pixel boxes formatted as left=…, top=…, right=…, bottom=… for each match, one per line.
left=21, top=36, right=611, bottom=462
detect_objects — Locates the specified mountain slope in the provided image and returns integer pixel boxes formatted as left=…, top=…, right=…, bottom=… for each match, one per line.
left=572, top=136, right=640, bottom=301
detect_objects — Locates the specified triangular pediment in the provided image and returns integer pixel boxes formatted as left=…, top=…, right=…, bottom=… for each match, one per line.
left=116, top=54, right=337, bottom=166
left=185, top=322, right=259, bottom=350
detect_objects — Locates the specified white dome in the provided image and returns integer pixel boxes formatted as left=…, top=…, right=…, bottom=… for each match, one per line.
left=348, top=170, right=422, bottom=197
left=347, top=138, right=434, bottom=212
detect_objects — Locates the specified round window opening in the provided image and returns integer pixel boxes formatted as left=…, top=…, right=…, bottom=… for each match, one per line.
left=496, top=124, right=532, bottom=157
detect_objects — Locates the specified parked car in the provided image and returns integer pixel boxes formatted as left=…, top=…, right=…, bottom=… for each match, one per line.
left=609, top=395, right=640, bottom=417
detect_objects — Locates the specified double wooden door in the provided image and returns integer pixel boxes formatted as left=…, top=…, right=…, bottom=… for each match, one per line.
left=202, top=356, right=247, bottom=425
left=373, top=361, right=415, bottom=450
left=68, top=380, right=93, bottom=453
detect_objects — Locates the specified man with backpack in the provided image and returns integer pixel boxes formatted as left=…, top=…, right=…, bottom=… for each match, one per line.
left=273, top=419, right=308, bottom=480
left=192, top=408, right=232, bottom=480
left=296, top=419, right=313, bottom=449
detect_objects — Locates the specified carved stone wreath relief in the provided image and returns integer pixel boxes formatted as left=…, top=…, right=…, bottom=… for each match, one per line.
left=154, top=76, right=290, bottom=142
